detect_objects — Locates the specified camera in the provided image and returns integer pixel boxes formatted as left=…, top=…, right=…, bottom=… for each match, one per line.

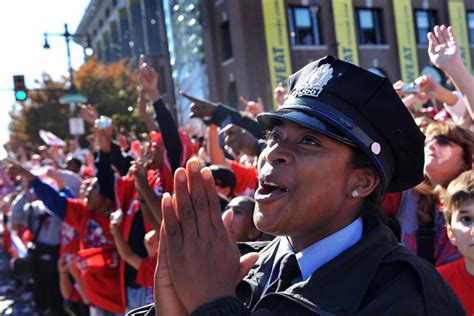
left=400, top=83, right=420, bottom=94
left=95, top=116, right=112, bottom=130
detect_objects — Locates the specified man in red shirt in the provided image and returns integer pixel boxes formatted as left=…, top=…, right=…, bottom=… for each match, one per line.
left=10, top=160, right=125, bottom=315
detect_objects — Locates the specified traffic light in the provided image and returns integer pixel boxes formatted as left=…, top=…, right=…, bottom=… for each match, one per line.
left=13, top=75, right=28, bottom=101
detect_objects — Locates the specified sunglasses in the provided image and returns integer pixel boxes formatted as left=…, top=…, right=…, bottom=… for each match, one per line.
left=425, top=135, right=456, bottom=147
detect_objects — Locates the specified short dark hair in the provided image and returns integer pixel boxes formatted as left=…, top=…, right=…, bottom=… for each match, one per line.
left=209, top=165, right=236, bottom=196
left=66, top=157, right=83, bottom=171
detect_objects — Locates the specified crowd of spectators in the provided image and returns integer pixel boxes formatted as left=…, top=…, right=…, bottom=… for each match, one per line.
left=0, top=25, right=472, bottom=315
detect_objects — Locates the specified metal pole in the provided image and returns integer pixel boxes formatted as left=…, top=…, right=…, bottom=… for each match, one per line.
left=64, top=23, right=75, bottom=89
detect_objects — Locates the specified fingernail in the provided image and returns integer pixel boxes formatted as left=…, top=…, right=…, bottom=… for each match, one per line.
left=177, top=169, right=186, bottom=182
left=189, top=159, right=199, bottom=172
left=201, top=167, right=212, bottom=180
left=162, top=193, right=171, bottom=207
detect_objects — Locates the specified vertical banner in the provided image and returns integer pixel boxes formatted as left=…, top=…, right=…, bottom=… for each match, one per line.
left=261, top=0, right=293, bottom=109
left=448, top=0, right=472, bottom=71
left=393, top=0, right=419, bottom=82
left=332, top=0, right=359, bottom=65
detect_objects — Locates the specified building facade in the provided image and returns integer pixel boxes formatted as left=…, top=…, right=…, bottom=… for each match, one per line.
left=74, top=0, right=176, bottom=105
left=201, top=0, right=474, bottom=111
left=75, top=0, right=474, bottom=120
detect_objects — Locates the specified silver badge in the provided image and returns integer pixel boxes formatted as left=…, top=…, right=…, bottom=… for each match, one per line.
left=290, top=63, right=333, bottom=98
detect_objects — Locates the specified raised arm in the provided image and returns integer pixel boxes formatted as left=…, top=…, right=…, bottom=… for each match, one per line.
left=95, top=129, right=116, bottom=203
left=137, top=87, right=159, bottom=132
left=129, top=161, right=162, bottom=230
left=109, top=210, right=143, bottom=270
left=208, top=124, right=228, bottom=166
left=427, top=25, right=474, bottom=119
left=182, top=91, right=266, bottom=140
left=139, top=56, right=182, bottom=173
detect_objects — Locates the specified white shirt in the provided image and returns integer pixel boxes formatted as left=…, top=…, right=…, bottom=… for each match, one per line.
left=263, top=217, right=363, bottom=292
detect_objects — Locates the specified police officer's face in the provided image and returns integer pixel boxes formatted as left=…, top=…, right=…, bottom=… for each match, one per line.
left=255, top=121, right=356, bottom=250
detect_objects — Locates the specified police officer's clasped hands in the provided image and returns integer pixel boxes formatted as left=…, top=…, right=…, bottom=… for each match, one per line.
left=155, top=158, right=259, bottom=314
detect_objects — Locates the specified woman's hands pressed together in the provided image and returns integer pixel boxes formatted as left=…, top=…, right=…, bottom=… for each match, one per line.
left=156, top=158, right=258, bottom=314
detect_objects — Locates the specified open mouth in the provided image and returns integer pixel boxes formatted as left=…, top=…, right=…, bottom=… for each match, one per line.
left=255, top=178, right=290, bottom=203
left=259, top=182, right=290, bottom=194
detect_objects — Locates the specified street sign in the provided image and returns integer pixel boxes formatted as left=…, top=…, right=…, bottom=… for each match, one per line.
left=59, top=94, right=87, bottom=104
left=69, top=117, right=85, bottom=135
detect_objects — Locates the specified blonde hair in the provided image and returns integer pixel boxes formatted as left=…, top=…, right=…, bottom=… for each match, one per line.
left=442, top=170, right=474, bottom=224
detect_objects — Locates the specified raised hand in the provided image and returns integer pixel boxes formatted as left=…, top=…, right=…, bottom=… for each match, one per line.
left=427, top=25, right=462, bottom=72
left=222, top=124, right=259, bottom=157
left=129, top=161, right=149, bottom=194
left=239, top=96, right=263, bottom=117
left=94, top=125, right=113, bottom=153
left=139, top=54, right=160, bottom=102
left=274, top=82, right=287, bottom=107
left=180, top=91, right=217, bottom=119
left=109, top=209, right=124, bottom=236
left=79, top=103, right=99, bottom=125
left=161, top=159, right=258, bottom=312
left=6, top=159, right=35, bottom=182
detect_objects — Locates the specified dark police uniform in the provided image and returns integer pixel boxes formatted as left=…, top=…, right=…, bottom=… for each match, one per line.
left=128, top=56, right=466, bottom=315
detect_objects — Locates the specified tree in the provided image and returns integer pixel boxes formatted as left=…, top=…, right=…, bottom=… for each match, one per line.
left=8, top=58, right=147, bottom=151
left=9, top=74, right=70, bottom=152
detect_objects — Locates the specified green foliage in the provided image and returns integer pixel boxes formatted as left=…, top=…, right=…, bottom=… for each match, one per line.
left=8, top=58, right=147, bottom=150
left=9, top=74, right=70, bottom=151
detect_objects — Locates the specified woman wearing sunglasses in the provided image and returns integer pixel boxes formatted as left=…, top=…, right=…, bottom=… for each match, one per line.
left=396, top=121, right=474, bottom=266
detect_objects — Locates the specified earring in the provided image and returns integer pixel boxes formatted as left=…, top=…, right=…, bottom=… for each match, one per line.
left=350, top=189, right=359, bottom=198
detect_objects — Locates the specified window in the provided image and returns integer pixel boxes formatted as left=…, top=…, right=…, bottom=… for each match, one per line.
left=415, top=10, right=437, bottom=45
left=220, top=21, right=233, bottom=61
left=356, top=9, right=385, bottom=45
left=468, top=11, right=474, bottom=44
left=287, top=6, right=322, bottom=46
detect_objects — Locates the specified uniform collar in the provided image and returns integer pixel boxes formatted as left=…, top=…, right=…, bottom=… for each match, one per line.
left=271, top=217, right=363, bottom=282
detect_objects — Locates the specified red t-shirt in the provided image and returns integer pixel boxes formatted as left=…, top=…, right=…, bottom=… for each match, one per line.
left=135, top=255, right=157, bottom=288
left=65, top=198, right=124, bottom=313
left=437, top=257, right=474, bottom=315
left=59, top=223, right=80, bottom=258
left=230, top=160, right=257, bottom=197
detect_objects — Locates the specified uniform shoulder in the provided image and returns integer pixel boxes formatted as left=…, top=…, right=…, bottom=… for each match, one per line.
left=372, top=246, right=465, bottom=315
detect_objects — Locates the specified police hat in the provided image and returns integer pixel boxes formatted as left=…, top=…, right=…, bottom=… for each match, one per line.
left=257, top=56, right=425, bottom=192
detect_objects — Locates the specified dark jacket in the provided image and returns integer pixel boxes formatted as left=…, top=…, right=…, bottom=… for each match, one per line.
left=127, top=217, right=465, bottom=315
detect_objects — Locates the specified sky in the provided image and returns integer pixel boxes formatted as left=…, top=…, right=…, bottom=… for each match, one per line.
left=0, top=0, right=90, bottom=145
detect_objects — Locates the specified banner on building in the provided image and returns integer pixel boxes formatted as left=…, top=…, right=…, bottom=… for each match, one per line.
left=393, top=0, right=419, bottom=82
left=332, top=0, right=359, bottom=65
left=448, top=0, right=472, bottom=71
left=261, top=0, right=293, bottom=109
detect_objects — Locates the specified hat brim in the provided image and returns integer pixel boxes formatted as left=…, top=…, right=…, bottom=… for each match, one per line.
left=257, top=109, right=356, bottom=147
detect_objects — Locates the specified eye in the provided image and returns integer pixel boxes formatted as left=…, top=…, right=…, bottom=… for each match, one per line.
left=265, top=130, right=281, bottom=144
left=460, top=216, right=473, bottom=226
left=300, top=135, right=321, bottom=146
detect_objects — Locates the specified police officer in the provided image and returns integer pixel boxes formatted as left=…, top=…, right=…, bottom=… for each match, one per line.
left=130, top=56, right=464, bottom=315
